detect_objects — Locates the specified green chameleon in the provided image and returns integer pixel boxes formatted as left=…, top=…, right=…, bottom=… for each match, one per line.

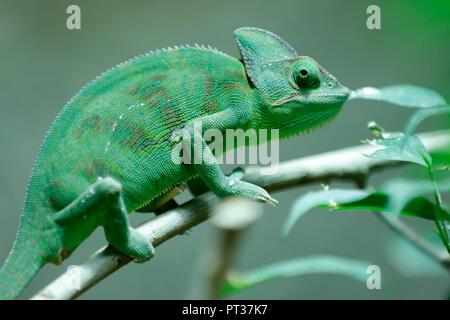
left=0, top=27, right=349, bottom=299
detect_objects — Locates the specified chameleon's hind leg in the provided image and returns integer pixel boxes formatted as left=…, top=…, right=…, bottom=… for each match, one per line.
left=54, top=177, right=154, bottom=262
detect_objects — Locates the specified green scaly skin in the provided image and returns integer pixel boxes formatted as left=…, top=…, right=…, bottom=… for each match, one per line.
left=0, top=27, right=349, bottom=299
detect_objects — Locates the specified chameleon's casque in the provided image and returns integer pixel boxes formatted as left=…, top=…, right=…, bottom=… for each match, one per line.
left=0, top=27, right=349, bottom=299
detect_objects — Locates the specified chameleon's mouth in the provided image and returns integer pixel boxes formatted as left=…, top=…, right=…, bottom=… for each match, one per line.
left=311, top=86, right=351, bottom=100
left=309, top=92, right=349, bottom=101
left=273, top=86, right=350, bottom=107
left=306, top=87, right=350, bottom=105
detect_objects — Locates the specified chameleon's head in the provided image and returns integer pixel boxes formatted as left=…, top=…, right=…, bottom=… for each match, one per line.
left=235, top=27, right=350, bottom=138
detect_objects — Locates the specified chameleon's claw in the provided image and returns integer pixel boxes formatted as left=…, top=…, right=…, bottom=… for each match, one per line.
left=257, top=194, right=278, bottom=207
left=133, top=254, right=153, bottom=264
left=266, top=196, right=279, bottom=207
left=268, top=196, right=279, bottom=206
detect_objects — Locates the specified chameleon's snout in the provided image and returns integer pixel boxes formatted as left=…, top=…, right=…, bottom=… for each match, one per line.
left=342, top=86, right=351, bottom=97
left=342, top=87, right=351, bottom=102
left=334, top=86, right=351, bottom=103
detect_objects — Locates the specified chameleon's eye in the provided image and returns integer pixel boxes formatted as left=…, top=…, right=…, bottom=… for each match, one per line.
left=292, top=59, right=320, bottom=88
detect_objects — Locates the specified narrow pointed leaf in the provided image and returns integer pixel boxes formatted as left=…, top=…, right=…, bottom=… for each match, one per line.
left=284, top=182, right=450, bottom=237
left=405, top=106, right=450, bottom=135
left=333, top=193, right=445, bottom=221
left=221, top=256, right=370, bottom=296
left=382, top=178, right=450, bottom=215
left=350, top=85, right=446, bottom=108
left=282, top=189, right=370, bottom=237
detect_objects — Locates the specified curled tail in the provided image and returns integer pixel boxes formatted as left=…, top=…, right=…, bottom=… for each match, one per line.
left=0, top=228, right=48, bottom=300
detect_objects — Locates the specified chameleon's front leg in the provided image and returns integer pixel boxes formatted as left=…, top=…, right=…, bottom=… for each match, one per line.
left=53, top=177, right=154, bottom=262
left=181, top=108, right=277, bottom=205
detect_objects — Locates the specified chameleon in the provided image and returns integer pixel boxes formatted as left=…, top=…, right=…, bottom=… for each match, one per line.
left=0, top=27, right=349, bottom=299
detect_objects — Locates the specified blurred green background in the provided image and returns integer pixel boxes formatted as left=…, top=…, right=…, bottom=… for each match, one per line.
left=0, top=0, right=449, bottom=299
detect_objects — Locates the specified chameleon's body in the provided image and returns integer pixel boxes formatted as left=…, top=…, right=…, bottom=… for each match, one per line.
left=0, top=27, right=349, bottom=299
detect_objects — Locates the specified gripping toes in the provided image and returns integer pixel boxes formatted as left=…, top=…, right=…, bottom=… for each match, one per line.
left=224, top=178, right=278, bottom=206
left=124, top=228, right=155, bottom=263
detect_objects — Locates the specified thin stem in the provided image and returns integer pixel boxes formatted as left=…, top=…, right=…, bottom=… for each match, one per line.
left=425, top=158, right=450, bottom=252
left=352, top=157, right=450, bottom=271
left=374, top=213, right=450, bottom=271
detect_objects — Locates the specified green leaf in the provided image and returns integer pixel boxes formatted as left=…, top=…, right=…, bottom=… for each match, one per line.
left=284, top=183, right=450, bottom=237
left=221, top=256, right=370, bottom=296
left=431, top=151, right=450, bottom=171
left=382, top=178, right=450, bottom=215
left=405, top=106, right=450, bottom=135
left=350, top=85, right=446, bottom=108
left=334, top=178, right=450, bottom=221
left=282, top=189, right=370, bottom=238
left=364, top=132, right=432, bottom=167
left=331, top=193, right=440, bottom=220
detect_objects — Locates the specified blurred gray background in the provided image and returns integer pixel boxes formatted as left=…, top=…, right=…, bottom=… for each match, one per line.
left=0, top=0, right=449, bottom=299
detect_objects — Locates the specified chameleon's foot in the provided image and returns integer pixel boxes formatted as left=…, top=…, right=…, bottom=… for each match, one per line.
left=54, top=176, right=155, bottom=264
left=121, top=228, right=155, bottom=263
left=222, top=177, right=278, bottom=206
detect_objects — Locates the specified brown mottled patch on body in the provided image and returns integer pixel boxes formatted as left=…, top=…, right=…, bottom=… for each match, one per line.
left=127, top=82, right=140, bottom=95
left=141, top=87, right=171, bottom=104
left=203, top=73, right=214, bottom=97
left=44, top=177, right=72, bottom=211
left=149, top=73, right=168, bottom=81
left=46, top=178, right=64, bottom=188
left=138, top=74, right=168, bottom=97
left=73, top=115, right=116, bottom=139
left=69, top=162, right=82, bottom=180
left=73, top=127, right=84, bottom=139
left=224, top=83, right=250, bottom=97
left=203, top=99, right=219, bottom=115
left=135, top=137, right=154, bottom=150
left=141, top=86, right=183, bottom=128
left=227, top=69, right=246, bottom=78
left=121, top=123, right=148, bottom=149
left=163, top=105, right=183, bottom=128
left=83, top=158, right=105, bottom=178
left=128, top=74, right=168, bottom=97
left=224, top=83, right=246, bottom=92
left=202, top=73, right=217, bottom=113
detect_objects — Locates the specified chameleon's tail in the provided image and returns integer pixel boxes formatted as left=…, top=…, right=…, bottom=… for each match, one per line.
left=0, top=228, right=47, bottom=300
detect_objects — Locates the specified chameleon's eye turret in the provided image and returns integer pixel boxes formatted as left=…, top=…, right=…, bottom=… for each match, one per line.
left=292, top=59, right=320, bottom=88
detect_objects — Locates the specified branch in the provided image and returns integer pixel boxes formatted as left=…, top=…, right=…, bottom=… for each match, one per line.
left=187, top=198, right=263, bottom=299
left=31, top=130, right=450, bottom=300
left=243, top=130, right=450, bottom=192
